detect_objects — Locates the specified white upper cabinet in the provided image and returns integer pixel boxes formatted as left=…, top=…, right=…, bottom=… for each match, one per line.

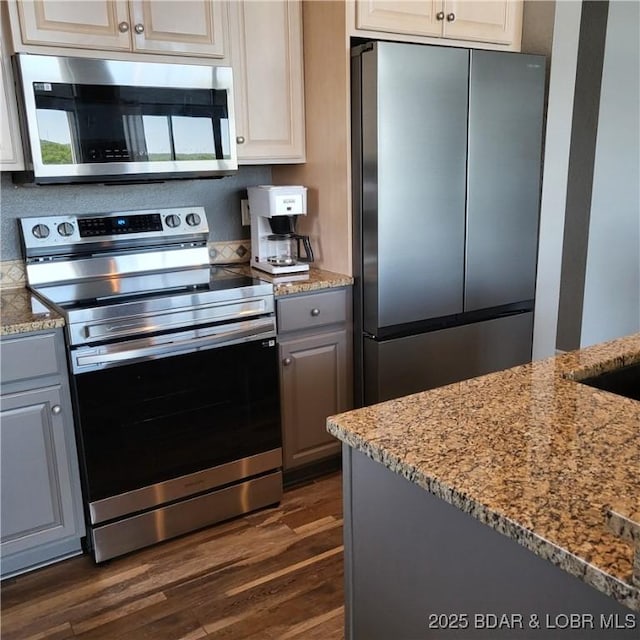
left=442, top=0, right=521, bottom=45
left=1, top=20, right=24, bottom=170
left=128, top=0, right=226, bottom=57
left=12, top=0, right=131, bottom=51
left=11, top=0, right=227, bottom=58
left=356, top=1, right=443, bottom=38
left=355, top=0, right=523, bottom=49
left=229, top=0, right=305, bottom=163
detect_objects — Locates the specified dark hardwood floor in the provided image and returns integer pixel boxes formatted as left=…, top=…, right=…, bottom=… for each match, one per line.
left=1, top=472, right=345, bottom=640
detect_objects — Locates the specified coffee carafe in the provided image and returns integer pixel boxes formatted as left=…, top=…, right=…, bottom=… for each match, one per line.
left=266, top=216, right=314, bottom=267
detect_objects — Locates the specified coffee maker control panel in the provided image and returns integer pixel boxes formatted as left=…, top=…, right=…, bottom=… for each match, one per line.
left=247, top=185, right=307, bottom=217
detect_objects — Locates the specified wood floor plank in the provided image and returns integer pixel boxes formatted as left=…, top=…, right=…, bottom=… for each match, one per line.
left=279, top=605, right=345, bottom=639
left=161, top=522, right=344, bottom=613
left=0, top=472, right=345, bottom=640
left=211, top=580, right=344, bottom=640
left=71, top=592, right=167, bottom=635
left=192, top=548, right=343, bottom=633
left=21, top=622, right=74, bottom=640
left=224, top=546, right=344, bottom=597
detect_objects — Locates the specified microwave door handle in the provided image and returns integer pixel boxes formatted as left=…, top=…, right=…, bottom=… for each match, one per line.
left=75, top=321, right=274, bottom=368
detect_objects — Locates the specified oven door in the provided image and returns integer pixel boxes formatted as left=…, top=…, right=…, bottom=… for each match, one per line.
left=70, top=323, right=281, bottom=526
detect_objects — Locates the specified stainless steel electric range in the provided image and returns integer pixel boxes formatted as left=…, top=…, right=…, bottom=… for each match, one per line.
left=20, top=207, right=282, bottom=562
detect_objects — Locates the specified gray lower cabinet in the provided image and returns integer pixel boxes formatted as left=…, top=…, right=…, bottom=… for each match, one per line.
left=343, top=447, right=640, bottom=639
left=0, top=329, right=85, bottom=578
left=277, top=287, right=353, bottom=471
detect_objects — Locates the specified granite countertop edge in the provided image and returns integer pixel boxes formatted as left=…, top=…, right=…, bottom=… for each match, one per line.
left=0, top=287, right=65, bottom=336
left=327, top=333, right=640, bottom=612
left=244, top=266, right=354, bottom=297
left=327, top=422, right=640, bottom=612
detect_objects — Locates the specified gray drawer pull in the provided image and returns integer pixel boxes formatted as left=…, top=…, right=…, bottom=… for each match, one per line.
left=51, top=404, right=62, bottom=415
left=310, top=308, right=320, bottom=317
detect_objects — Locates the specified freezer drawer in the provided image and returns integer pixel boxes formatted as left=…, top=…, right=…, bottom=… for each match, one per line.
left=363, top=311, right=533, bottom=405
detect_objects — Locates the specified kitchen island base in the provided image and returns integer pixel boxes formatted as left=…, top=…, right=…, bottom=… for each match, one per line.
left=343, top=447, right=639, bottom=639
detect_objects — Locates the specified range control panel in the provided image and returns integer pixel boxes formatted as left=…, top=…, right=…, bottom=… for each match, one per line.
left=78, top=213, right=163, bottom=237
left=20, top=207, right=209, bottom=254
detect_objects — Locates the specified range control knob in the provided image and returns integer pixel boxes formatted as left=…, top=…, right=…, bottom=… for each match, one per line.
left=165, top=214, right=181, bottom=228
left=57, top=222, right=75, bottom=237
left=186, top=212, right=201, bottom=227
left=32, top=224, right=50, bottom=239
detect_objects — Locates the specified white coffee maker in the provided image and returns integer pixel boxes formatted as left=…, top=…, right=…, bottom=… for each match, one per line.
left=247, top=185, right=314, bottom=274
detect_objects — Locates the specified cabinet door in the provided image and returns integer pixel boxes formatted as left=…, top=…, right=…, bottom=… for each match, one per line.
left=443, top=0, right=522, bottom=46
left=355, top=0, right=443, bottom=37
left=279, top=330, right=348, bottom=470
left=1, top=20, right=24, bottom=169
left=0, top=386, right=80, bottom=557
left=14, top=0, right=132, bottom=50
left=229, top=0, right=305, bottom=163
left=129, top=0, right=227, bottom=58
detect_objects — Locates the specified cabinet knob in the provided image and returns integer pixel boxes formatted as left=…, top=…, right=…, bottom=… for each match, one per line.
left=118, top=21, right=130, bottom=33
left=51, top=405, right=62, bottom=415
left=436, top=11, right=445, bottom=21
left=134, top=23, right=145, bottom=34
left=446, top=12, right=456, bottom=22
left=283, top=357, right=292, bottom=366
left=310, top=308, right=320, bottom=317
left=236, top=136, right=245, bottom=144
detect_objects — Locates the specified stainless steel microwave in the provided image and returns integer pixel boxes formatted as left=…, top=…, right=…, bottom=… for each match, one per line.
left=13, top=53, right=237, bottom=184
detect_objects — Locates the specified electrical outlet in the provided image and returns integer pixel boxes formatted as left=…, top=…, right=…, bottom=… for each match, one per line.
left=241, top=199, right=250, bottom=226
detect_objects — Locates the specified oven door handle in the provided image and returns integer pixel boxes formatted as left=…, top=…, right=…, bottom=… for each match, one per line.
left=74, top=321, right=275, bottom=368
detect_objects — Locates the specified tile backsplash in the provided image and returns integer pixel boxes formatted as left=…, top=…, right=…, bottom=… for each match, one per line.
left=0, top=260, right=26, bottom=289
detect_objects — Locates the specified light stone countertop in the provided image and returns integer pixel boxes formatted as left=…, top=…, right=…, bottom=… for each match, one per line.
left=327, top=333, right=640, bottom=611
left=0, top=287, right=65, bottom=336
left=228, top=265, right=353, bottom=296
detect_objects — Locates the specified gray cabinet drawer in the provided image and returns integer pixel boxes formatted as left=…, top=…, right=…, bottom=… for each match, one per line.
left=0, top=333, right=60, bottom=384
left=277, top=289, right=347, bottom=333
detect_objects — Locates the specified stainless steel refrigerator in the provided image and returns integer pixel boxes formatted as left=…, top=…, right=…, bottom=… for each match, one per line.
left=351, top=41, right=545, bottom=406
